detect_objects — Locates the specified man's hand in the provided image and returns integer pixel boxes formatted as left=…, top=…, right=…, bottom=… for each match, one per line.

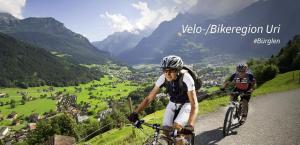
left=181, top=125, right=194, bottom=135
left=247, top=88, right=254, bottom=93
left=127, top=112, right=139, bottom=123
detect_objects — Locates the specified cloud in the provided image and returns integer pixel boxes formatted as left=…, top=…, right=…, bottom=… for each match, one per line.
left=102, top=0, right=254, bottom=34
left=0, top=0, right=26, bottom=18
left=189, top=0, right=257, bottom=17
left=132, top=2, right=178, bottom=30
left=173, top=0, right=198, bottom=12
left=101, top=1, right=198, bottom=34
left=101, top=12, right=136, bottom=33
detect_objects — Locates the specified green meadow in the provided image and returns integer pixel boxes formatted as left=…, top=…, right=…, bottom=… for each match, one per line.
left=82, top=70, right=300, bottom=145
left=253, top=70, right=300, bottom=96
left=82, top=96, right=229, bottom=145
left=0, top=75, right=139, bottom=128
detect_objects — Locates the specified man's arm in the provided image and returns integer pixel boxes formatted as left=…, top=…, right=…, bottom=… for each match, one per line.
left=134, top=86, right=160, bottom=113
left=221, top=73, right=235, bottom=89
left=221, top=81, right=230, bottom=89
left=249, top=74, right=257, bottom=91
left=187, top=90, right=198, bottom=127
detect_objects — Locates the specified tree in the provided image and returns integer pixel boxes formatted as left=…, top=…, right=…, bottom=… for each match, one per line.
left=77, top=119, right=100, bottom=140
left=292, top=52, right=300, bottom=70
left=26, top=113, right=80, bottom=144
left=274, top=35, right=300, bottom=72
left=250, top=63, right=279, bottom=85
left=21, top=95, right=28, bottom=104
left=16, top=82, right=28, bottom=89
left=10, top=99, right=16, bottom=108
left=21, top=99, right=26, bottom=105
left=0, top=139, right=4, bottom=145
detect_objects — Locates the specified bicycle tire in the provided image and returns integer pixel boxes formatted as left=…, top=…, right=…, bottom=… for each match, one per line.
left=238, top=102, right=248, bottom=125
left=182, top=133, right=195, bottom=145
left=223, top=107, right=233, bottom=137
left=237, top=104, right=242, bottom=123
left=143, top=136, right=170, bottom=145
left=234, top=104, right=241, bottom=122
left=190, top=133, right=195, bottom=145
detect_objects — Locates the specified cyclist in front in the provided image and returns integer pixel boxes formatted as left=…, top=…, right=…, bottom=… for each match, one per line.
left=128, top=55, right=198, bottom=144
left=220, top=64, right=256, bottom=123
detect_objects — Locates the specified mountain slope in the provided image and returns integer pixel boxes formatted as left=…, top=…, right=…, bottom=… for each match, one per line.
left=0, top=13, right=111, bottom=64
left=92, top=30, right=150, bottom=57
left=0, top=32, right=102, bottom=87
left=119, top=0, right=300, bottom=64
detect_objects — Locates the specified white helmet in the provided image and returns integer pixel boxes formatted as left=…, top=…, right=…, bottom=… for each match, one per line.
left=160, top=55, right=183, bottom=70
left=236, top=64, right=247, bottom=72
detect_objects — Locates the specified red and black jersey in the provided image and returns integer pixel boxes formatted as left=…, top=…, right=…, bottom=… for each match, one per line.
left=229, top=73, right=255, bottom=91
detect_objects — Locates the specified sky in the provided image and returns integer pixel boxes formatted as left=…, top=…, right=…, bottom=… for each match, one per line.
left=0, top=0, right=256, bottom=42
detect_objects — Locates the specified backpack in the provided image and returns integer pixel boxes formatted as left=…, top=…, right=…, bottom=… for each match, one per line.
left=164, top=66, right=202, bottom=99
left=179, top=66, right=202, bottom=91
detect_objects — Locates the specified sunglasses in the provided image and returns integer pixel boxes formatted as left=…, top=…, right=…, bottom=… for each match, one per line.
left=163, top=69, right=177, bottom=73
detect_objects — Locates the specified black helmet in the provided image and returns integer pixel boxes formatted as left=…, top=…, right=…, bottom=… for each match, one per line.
left=160, top=55, right=183, bottom=70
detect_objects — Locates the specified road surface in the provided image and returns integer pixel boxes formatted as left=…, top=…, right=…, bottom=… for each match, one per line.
left=194, top=89, right=300, bottom=145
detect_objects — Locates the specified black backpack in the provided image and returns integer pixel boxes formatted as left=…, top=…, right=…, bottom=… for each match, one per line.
left=179, top=66, right=202, bottom=91
left=164, top=66, right=202, bottom=97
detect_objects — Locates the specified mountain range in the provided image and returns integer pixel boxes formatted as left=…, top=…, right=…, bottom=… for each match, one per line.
left=115, top=0, right=300, bottom=64
left=0, top=32, right=102, bottom=87
left=92, top=29, right=152, bottom=57
left=0, top=13, right=111, bottom=64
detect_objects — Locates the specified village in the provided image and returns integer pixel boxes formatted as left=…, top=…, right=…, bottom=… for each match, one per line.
left=0, top=63, right=231, bottom=144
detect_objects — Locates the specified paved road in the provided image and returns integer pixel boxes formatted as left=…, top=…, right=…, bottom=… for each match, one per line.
left=194, top=89, right=300, bottom=145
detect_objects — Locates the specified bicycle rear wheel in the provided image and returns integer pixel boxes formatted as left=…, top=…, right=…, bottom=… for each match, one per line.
left=223, top=107, right=234, bottom=137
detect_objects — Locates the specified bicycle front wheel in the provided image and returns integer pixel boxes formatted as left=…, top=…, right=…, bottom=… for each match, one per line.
left=223, top=107, right=234, bottom=137
left=143, top=137, right=170, bottom=145
left=187, top=133, right=195, bottom=145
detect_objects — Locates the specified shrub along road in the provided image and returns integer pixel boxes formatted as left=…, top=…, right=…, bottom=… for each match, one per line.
left=194, top=89, right=300, bottom=145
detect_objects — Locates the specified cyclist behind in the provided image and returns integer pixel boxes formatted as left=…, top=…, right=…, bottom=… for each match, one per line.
left=128, top=55, right=198, bottom=144
left=220, top=64, right=256, bottom=123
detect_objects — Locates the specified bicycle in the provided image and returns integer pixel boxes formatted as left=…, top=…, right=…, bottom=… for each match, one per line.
left=222, top=91, right=250, bottom=137
left=132, top=119, right=195, bottom=145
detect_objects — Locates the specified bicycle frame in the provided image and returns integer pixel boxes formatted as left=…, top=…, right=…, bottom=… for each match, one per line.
left=223, top=91, right=249, bottom=136
left=133, top=120, right=194, bottom=145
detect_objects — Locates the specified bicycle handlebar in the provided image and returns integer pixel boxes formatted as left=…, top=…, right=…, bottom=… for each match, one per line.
left=134, top=120, right=163, bottom=130
left=133, top=120, right=194, bottom=135
left=231, top=91, right=252, bottom=96
left=219, top=88, right=252, bottom=95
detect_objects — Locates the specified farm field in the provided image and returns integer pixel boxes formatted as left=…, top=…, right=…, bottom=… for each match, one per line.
left=0, top=75, right=140, bottom=129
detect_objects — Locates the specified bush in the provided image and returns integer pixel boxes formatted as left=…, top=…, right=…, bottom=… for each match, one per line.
left=88, top=110, right=95, bottom=116
left=250, top=63, right=279, bottom=85
left=10, top=99, right=16, bottom=108
left=26, top=113, right=79, bottom=144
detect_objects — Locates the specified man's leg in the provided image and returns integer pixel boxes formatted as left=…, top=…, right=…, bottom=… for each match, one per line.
left=174, top=103, right=191, bottom=145
left=241, top=94, right=251, bottom=122
left=162, top=102, right=175, bottom=143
